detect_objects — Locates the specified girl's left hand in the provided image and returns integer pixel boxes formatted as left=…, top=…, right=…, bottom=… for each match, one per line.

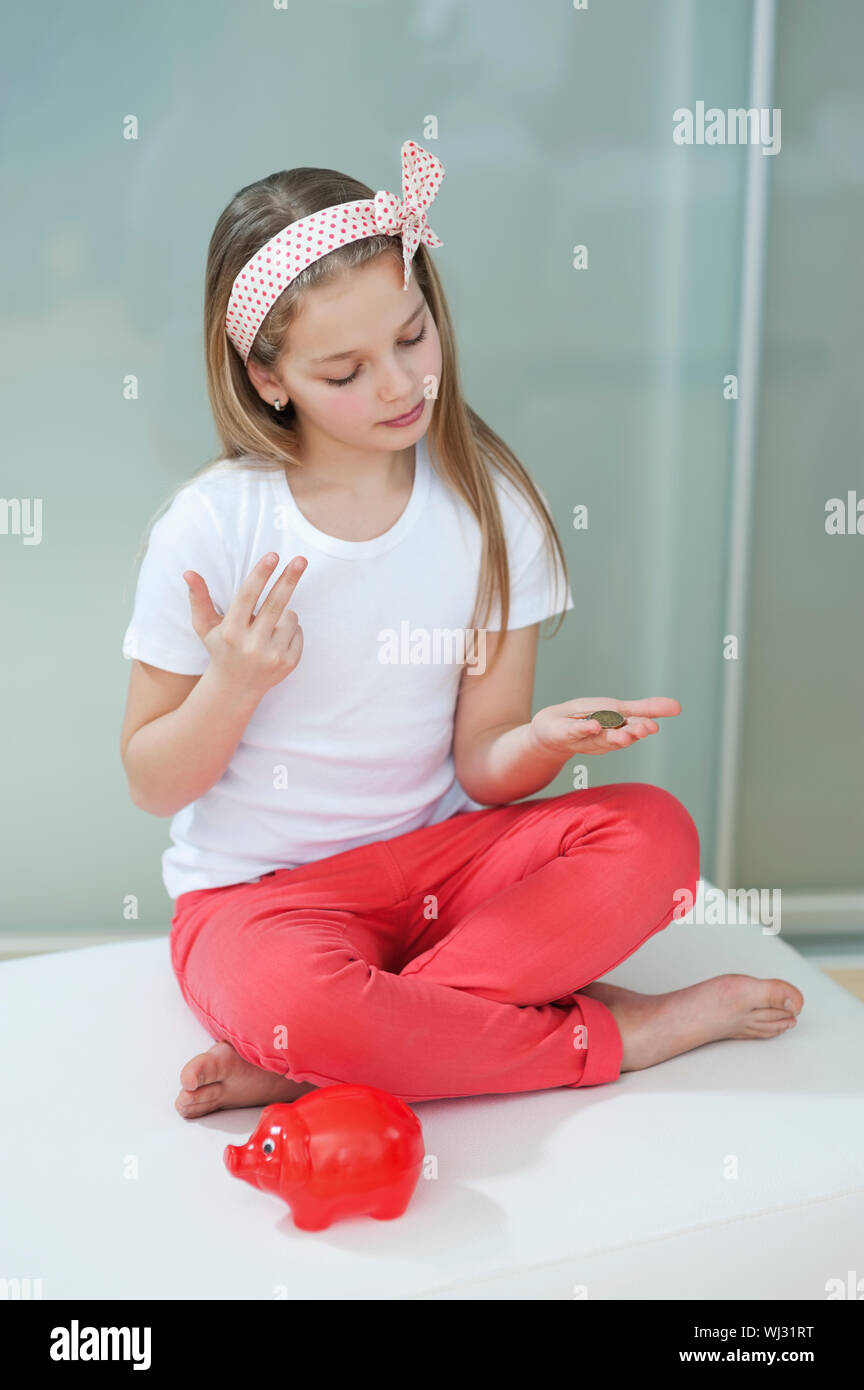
left=530, top=697, right=682, bottom=757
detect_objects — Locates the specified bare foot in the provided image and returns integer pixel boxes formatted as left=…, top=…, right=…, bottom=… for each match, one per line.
left=175, top=1040, right=317, bottom=1119
left=580, top=974, right=804, bottom=1072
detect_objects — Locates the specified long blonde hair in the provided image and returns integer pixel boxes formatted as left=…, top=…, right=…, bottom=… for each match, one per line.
left=143, top=160, right=571, bottom=677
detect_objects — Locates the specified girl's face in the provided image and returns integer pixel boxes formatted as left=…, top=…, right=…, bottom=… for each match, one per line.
left=249, top=254, right=442, bottom=452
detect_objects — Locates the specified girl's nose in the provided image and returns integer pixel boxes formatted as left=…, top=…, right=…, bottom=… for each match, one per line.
left=377, top=360, right=415, bottom=399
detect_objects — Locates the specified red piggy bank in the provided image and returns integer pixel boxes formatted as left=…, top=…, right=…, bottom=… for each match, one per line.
left=223, top=1084, right=425, bottom=1231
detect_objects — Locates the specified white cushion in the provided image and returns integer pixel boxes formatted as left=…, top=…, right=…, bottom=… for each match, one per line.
left=2, top=882, right=862, bottom=1299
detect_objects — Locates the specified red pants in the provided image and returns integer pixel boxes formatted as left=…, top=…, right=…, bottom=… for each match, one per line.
left=170, top=782, right=700, bottom=1103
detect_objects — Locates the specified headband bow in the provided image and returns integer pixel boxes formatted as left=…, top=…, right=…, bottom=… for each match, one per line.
left=225, top=139, right=445, bottom=364
left=370, top=140, right=445, bottom=282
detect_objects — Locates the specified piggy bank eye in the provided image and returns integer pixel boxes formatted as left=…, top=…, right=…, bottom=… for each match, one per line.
left=262, top=1138, right=276, bottom=1155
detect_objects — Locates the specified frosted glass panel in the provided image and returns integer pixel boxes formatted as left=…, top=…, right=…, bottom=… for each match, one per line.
left=736, top=0, right=864, bottom=888
left=1, top=1, right=752, bottom=930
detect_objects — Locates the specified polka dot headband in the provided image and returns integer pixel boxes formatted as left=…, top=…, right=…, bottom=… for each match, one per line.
left=225, top=139, right=446, bottom=365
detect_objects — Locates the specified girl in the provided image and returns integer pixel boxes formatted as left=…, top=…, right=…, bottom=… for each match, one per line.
left=120, top=140, right=803, bottom=1118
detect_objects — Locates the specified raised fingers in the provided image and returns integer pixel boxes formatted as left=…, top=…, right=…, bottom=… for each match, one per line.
left=227, top=552, right=305, bottom=630
left=226, top=552, right=284, bottom=629
left=253, top=555, right=308, bottom=633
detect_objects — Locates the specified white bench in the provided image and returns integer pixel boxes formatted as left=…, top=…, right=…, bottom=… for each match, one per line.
left=2, top=885, right=861, bottom=1300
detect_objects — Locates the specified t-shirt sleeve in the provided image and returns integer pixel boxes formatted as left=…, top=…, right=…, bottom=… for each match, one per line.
left=121, top=483, right=234, bottom=675
left=486, top=474, right=575, bottom=631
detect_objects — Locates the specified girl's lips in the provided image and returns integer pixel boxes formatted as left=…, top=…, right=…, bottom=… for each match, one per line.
left=380, top=398, right=424, bottom=426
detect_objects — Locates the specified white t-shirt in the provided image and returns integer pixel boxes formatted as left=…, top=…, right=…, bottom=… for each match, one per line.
left=122, top=428, right=574, bottom=898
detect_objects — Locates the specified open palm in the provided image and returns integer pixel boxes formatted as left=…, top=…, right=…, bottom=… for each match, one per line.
left=530, top=697, right=682, bottom=757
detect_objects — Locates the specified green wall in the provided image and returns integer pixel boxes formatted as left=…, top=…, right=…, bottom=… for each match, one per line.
left=1, top=1, right=856, bottom=937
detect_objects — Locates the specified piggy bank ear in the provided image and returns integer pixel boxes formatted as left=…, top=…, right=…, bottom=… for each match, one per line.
left=267, top=1105, right=312, bottom=1182
left=259, top=1103, right=293, bottom=1128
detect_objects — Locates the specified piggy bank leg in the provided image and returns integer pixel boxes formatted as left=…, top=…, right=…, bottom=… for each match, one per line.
left=291, top=1200, right=380, bottom=1231
left=371, top=1171, right=421, bottom=1221
left=288, top=1199, right=339, bottom=1232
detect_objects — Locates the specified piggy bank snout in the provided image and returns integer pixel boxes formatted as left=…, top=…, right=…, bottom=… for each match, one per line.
left=224, top=1142, right=260, bottom=1181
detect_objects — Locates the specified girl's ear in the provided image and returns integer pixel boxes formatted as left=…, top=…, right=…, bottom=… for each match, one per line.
left=245, top=357, right=277, bottom=403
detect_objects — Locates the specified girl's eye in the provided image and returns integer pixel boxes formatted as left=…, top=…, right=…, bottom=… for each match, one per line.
left=325, top=325, right=427, bottom=387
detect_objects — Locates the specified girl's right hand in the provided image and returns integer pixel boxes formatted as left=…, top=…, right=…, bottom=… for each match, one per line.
left=183, top=552, right=307, bottom=699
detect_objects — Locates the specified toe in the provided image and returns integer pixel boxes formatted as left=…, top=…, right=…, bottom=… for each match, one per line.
left=179, top=1054, right=212, bottom=1093
left=175, top=1081, right=225, bottom=1117
left=783, top=985, right=804, bottom=1014
left=734, top=1018, right=795, bottom=1039
left=767, top=979, right=803, bottom=1015
left=765, top=1017, right=796, bottom=1034
left=179, top=1040, right=234, bottom=1093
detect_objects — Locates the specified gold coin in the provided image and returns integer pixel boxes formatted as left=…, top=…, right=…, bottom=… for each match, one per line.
left=571, top=709, right=626, bottom=728
left=593, top=709, right=626, bottom=728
